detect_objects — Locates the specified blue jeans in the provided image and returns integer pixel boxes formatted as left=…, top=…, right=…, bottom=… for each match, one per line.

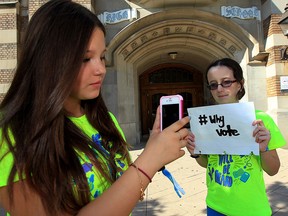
left=207, top=206, right=226, bottom=216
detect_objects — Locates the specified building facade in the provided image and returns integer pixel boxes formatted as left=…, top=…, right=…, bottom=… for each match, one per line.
left=0, top=0, right=287, bottom=146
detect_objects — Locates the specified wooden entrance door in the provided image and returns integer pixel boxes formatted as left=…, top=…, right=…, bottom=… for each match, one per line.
left=140, top=63, right=204, bottom=135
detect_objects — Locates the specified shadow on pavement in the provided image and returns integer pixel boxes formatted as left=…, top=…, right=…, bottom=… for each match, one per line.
left=132, top=199, right=167, bottom=216
left=267, top=181, right=288, bottom=215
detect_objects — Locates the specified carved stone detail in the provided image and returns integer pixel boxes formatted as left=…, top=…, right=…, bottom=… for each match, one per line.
left=120, top=24, right=238, bottom=59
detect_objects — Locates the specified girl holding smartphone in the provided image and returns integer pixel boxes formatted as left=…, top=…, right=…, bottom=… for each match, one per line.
left=0, top=1, right=192, bottom=215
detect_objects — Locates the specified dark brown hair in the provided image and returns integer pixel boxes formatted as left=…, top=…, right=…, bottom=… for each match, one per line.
left=0, top=0, right=130, bottom=214
left=205, top=58, right=245, bottom=100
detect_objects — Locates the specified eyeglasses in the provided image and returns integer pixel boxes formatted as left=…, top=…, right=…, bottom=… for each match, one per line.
left=207, top=80, right=237, bottom=90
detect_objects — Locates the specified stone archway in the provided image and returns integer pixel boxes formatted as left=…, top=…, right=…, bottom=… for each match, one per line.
left=104, top=8, right=258, bottom=145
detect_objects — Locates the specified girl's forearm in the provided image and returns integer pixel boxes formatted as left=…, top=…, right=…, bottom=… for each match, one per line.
left=77, top=159, right=154, bottom=216
left=260, top=149, right=280, bottom=176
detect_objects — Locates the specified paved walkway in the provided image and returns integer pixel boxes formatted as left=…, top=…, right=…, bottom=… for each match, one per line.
left=131, top=144, right=288, bottom=216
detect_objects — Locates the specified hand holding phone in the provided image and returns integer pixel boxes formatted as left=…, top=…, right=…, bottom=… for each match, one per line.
left=158, top=95, right=187, bottom=197
left=159, top=94, right=183, bottom=171
left=160, top=95, right=183, bottom=131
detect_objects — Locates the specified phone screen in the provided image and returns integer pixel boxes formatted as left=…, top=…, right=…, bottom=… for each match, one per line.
left=162, top=104, right=180, bottom=129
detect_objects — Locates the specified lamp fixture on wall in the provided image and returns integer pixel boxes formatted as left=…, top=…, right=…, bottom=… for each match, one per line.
left=280, top=47, right=288, bottom=60
left=168, top=52, right=178, bottom=60
left=278, top=4, right=288, bottom=36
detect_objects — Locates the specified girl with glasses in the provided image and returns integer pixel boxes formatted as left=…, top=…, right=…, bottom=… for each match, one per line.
left=187, top=58, right=286, bottom=216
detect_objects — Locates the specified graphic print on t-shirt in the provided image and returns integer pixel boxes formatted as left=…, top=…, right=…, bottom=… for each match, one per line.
left=207, top=154, right=254, bottom=187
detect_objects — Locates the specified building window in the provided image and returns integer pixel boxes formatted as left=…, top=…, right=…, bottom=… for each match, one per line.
left=149, top=68, right=193, bottom=83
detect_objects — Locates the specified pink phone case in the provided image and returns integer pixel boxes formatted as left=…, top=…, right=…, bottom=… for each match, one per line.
left=160, top=95, right=183, bottom=131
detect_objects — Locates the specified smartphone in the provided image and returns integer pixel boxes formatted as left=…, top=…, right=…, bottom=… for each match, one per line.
left=160, top=95, right=183, bottom=131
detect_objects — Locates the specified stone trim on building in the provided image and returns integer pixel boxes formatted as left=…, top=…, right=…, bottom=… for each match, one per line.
left=120, top=23, right=242, bottom=61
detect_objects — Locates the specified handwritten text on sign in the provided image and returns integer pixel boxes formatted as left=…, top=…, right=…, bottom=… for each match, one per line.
left=187, top=102, right=259, bottom=155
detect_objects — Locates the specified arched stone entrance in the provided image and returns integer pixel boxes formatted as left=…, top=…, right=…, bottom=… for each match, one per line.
left=104, top=8, right=258, bottom=145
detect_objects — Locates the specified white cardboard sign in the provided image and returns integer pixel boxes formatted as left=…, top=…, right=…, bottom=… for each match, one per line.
left=187, top=102, right=259, bottom=155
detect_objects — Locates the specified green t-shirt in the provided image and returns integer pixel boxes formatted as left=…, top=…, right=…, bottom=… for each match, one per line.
left=0, top=130, right=18, bottom=187
left=69, top=113, right=129, bottom=199
left=0, top=112, right=129, bottom=201
left=206, top=110, right=287, bottom=216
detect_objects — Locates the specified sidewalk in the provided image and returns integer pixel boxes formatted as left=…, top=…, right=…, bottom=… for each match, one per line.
left=131, top=145, right=288, bottom=216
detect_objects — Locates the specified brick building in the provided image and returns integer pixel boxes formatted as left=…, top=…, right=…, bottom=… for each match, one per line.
left=0, top=0, right=287, bottom=146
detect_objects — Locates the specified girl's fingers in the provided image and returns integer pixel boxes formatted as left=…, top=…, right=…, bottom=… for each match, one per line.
left=252, top=119, right=264, bottom=127
left=179, top=137, right=189, bottom=148
left=151, top=106, right=161, bottom=132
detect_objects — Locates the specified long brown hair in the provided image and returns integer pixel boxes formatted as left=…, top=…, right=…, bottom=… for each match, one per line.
left=0, top=0, right=130, bottom=214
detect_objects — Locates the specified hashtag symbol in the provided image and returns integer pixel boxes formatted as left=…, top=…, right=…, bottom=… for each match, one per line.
left=198, top=114, right=208, bottom=125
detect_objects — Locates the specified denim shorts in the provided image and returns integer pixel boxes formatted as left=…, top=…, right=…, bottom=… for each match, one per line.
left=207, top=206, right=226, bottom=216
